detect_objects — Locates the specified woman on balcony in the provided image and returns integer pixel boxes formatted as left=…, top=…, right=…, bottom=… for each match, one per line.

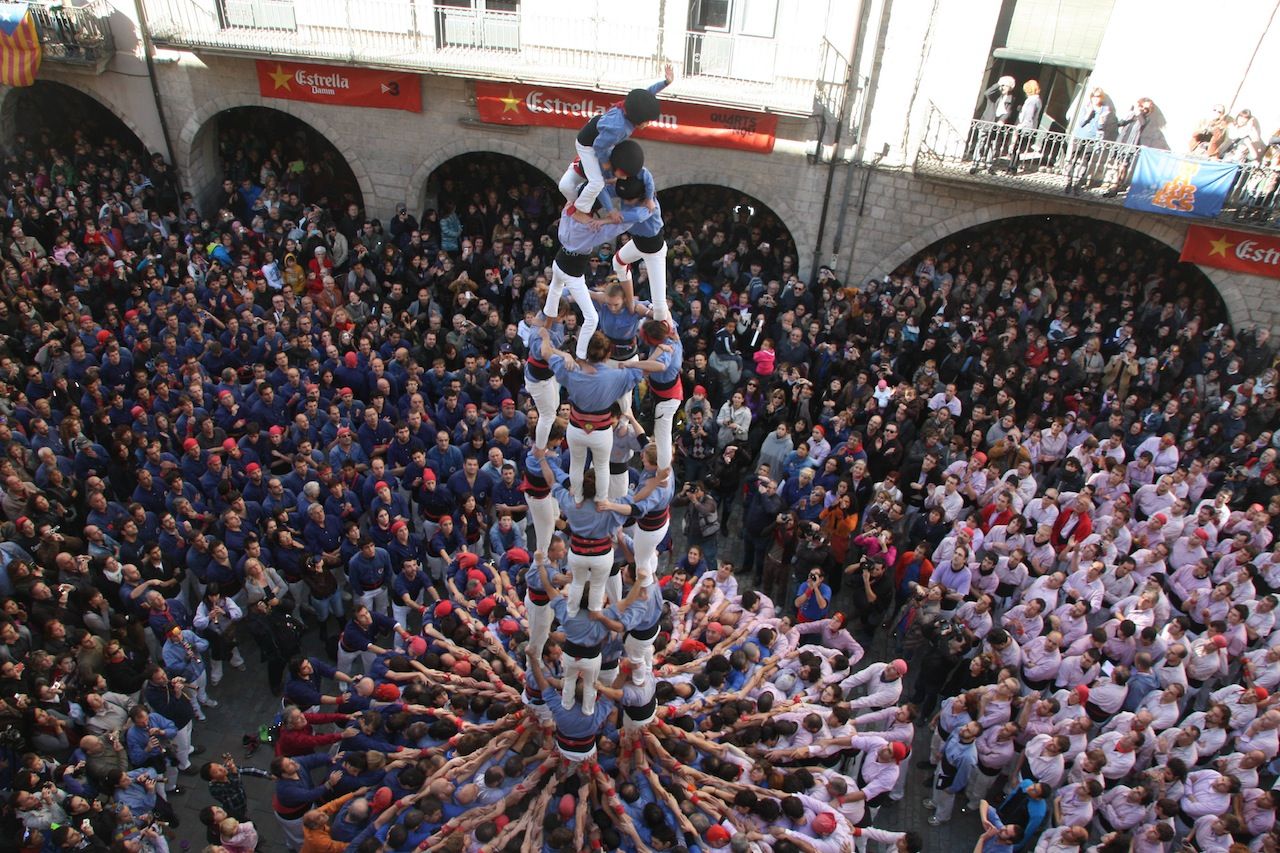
left=1006, top=80, right=1042, bottom=176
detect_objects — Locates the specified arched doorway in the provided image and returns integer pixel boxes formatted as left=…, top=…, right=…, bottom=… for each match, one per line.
left=657, top=184, right=800, bottom=283
left=201, top=106, right=364, bottom=218
left=895, top=215, right=1228, bottom=329
left=2, top=80, right=146, bottom=156
left=421, top=151, right=559, bottom=241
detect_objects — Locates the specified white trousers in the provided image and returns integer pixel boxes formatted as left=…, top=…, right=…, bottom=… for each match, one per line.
left=391, top=595, right=423, bottom=648
left=610, top=468, right=631, bottom=500
left=527, top=376, right=561, bottom=448
left=544, top=261, right=597, bottom=360
left=567, top=550, right=614, bottom=614
left=528, top=494, right=558, bottom=555
left=527, top=699, right=554, bottom=725
left=568, top=422, right=613, bottom=503
left=623, top=630, right=656, bottom=681
left=616, top=238, right=669, bottom=322
left=606, top=568, right=623, bottom=612
left=562, top=651, right=603, bottom=714
left=653, top=397, right=681, bottom=471
left=633, top=521, right=668, bottom=587
left=557, top=140, right=606, bottom=213
left=525, top=593, right=552, bottom=661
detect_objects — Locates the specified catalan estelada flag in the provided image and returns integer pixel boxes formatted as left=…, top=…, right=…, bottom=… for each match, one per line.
left=0, top=2, right=41, bottom=87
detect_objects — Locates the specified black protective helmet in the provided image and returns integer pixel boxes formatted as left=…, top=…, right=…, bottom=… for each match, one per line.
left=609, top=140, right=645, bottom=177
left=623, top=88, right=660, bottom=124
left=615, top=175, right=645, bottom=202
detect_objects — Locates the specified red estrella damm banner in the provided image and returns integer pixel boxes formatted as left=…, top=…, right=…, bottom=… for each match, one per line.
left=474, top=81, right=778, bottom=154
left=256, top=60, right=422, bottom=112
left=1180, top=224, right=1280, bottom=280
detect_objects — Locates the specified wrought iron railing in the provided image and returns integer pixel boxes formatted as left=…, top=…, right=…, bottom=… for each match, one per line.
left=916, top=104, right=1280, bottom=230
left=29, top=0, right=115, bottom=68
left=137, top=0, right=831, bottom=114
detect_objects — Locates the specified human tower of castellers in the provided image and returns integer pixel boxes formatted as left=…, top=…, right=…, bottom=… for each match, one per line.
left=254, top=68, right=922, bottom=853
left=248, top=69, right=1279, bottom=853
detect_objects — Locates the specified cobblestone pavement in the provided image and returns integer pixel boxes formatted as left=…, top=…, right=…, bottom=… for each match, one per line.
left=160, top=505, right=982, bottom=852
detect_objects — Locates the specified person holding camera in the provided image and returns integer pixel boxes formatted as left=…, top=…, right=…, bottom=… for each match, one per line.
left=124, top=705, right=182, bottom=796
left=795, top=567, right=832, bottom=624
left=674, top=480, right=720, bottom=565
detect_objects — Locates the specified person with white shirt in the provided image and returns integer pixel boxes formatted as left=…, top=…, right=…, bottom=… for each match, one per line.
left=1136, top=433, right=1180, bottom=475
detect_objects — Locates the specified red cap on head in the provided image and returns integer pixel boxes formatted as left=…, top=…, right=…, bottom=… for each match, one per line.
left=340, top=387, right=353, bottom=396
left=14, top=516, right=29, bottom=528
left=452, top=659, right=472, bottom=677
left=500, top=617, right=519, bottom=635
left=407, top=636, right=428, bottom=657
left=130, top=405, right=145, bottom=418
left=218, top=389, right=233, bottom=399
left=505, top=547, right=530, bottom=565
left=973, top=451, right=988, bottom=464
left=423, top=468, right=437, bottom=482
left=891, top=659, right=908, bottom=676
left=494, top=815, right=510, bottom=831
left=811, top=813, right=837, bottom=836
left=344, top=352, right=358, bottom=368
left=124, top=309, right=138, bottom=321
left=477, top=597, right=496, bottom=617
left=693, top=385, right=707, bottom=396
left=890, top=742, right=909, bottom=762
left=183, top=438, right=199, bottom=451
left=434, top=601, right=453, bottom=618
left=96, top=330, right=112, bottom=344
left=375, top=480, right=389, bottom=491
left=811, top=425, right=824, bottom=436
left=706, top=825, right=732, bottom=845
left=1152, top=513, right=1168, bottom=524
left=269, top=425, right=284, bottom=436
left=464, top=402, right=478, bottom=413
left=222, top=438, right=237, bottom=451
left=558, top=794, right=576, bottom=820
left=707, top=621, right=724, bottom=635
left=1211, top=634, right=1228, bottom=648
left=458, top=553, right=480, bottom=570
left=1256, top=687, right=1270, bottom=701
left=389, top=520, right=407, bottom=533
left=370, top=786, right=394, bottom=814
left=245, top=462, right=261, bottom=473
left=1194, top=528, right=1210, bottom=542
left=373, top=683, right=400, bottom=701
left=1075, top=684, right=1090, bottom=702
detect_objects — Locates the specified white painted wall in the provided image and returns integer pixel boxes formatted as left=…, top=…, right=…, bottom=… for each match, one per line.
left=1089, top=0, right=1280, bottom=152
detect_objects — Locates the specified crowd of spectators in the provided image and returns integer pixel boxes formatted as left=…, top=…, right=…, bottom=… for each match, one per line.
left=0, top=92, right=1279, bottom=853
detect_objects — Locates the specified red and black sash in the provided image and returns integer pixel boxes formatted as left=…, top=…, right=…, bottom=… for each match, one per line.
left=638, top=507, right=670, bottom=531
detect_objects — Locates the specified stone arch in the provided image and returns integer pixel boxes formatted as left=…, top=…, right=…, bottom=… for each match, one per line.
left=178, top=94, right=375, bottom=211
left=662, top=168, right=808, bottom=257
left=0, top=79, right=160, bottom=155
left=407, top=138, right=561, bottom=214
left=869, top=199, right=1251, bottom=329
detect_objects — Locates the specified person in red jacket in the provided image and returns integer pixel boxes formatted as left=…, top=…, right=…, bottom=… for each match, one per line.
left=274, top=707, right=358, bottom=757
left=1051, top=494, right=1094, bottom=551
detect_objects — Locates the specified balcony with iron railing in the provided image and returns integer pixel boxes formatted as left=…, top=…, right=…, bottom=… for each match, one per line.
left=136, top=0, right=835, bottom=115
left=915, top=104, right=1280, bottom=231
left=28, top=0, right=115, bottom=71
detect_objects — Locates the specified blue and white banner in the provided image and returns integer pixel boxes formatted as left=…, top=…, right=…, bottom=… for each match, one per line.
left=1124, top=148, right=1240, bottom=218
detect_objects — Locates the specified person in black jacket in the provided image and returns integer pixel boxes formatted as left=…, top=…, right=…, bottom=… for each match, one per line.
left=705, top=444, right=751, bottom=526
left=971, top=76, right=1016, bottom=173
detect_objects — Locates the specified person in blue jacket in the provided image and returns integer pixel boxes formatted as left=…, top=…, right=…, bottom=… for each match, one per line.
left=557, top=64, right=673, bottom=216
